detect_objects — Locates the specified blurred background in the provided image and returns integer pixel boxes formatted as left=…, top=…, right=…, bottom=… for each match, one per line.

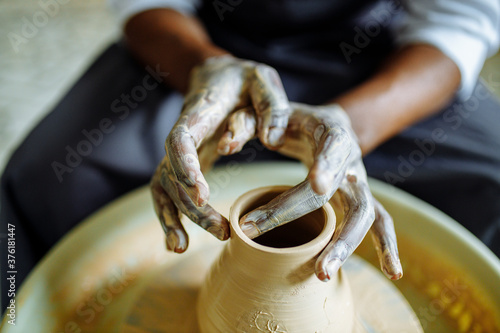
left=0, top=0, right=499, bottom=173
left=0, top=0, right=118, bottom=172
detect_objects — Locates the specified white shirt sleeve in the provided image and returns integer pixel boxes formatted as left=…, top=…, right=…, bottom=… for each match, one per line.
left=397, top=0, right=500, bottom=100
left=107, top=0, right=201, bottom=27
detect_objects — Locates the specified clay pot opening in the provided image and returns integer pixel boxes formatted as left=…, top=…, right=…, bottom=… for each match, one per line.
left=233, top=186, right=333, bottom=251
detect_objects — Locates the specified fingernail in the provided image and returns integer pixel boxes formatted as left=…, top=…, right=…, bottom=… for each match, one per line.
left=240, top=222, right=260, bottom=239
left=183, top=186, right=203, bottom=207
left=267, top=127, right=285, bottom=148
left=310, top=166, right=334, bottom=195
left=312, top=175, right=329, bottom=195
left=217, top=134, right=232, bottom=155
left=394, top=258, right=403, bottom=279
left=325, top=259, right=342, bottom=280
left=384, top=258, right=403, bottom=280
left=198, top=194, right=208, bottom=207
left=196, top=183, right=209, bottom=207
left=207, top=225, right=226, bottom=241
left=182, top=178, right=209, bottom=207
left=166, top=232, right=183, bottom=253
left=217, top=143, right=230, bottom=155
left=317, top=270, right=330, bottom=282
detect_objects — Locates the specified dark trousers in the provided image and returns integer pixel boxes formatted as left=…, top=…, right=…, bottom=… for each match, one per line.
left=1, top=43, right=500, bottom=311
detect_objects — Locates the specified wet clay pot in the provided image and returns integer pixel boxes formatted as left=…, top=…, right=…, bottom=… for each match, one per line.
left=196, top=186, right=354, bottom=333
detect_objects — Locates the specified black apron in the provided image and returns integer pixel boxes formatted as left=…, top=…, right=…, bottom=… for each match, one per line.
left=197, top=0, right=399, bottom=104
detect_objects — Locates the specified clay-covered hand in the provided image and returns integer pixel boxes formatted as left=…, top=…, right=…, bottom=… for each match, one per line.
left=223, top=103, right=403, bottom=281
left=151, top=55, right=290, bottom=252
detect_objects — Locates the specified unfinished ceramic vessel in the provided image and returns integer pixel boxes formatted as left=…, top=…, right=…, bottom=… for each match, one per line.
left=197, top=186, right=354, bottom=333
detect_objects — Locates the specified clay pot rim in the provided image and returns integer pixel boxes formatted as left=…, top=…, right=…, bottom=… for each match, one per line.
left=230, top=185, right=336, bottom=255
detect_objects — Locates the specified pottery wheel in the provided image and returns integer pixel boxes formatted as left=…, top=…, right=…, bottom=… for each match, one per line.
left=120, top=241, right=421, bottom=333
left=120, top=223, right=421, bottom=332
left=2, top=162, right=448, bottom=333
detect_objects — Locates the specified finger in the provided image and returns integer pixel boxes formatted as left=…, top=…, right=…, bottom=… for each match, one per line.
left=161, top=168, right=230, bottom=241
left=308, top=125, right=352, bottom=196
left=239, top=180, right=329, bottom=239
left=151, top=171, right=188, bottom=253
left=218, top=107, right=257, bottom=155
left=166, top=87, right=236, bottom=207
left=315, top=176, right=375, bottom=281
left=175, top=181, right=230, bottom=241
left=166, top=126, right=209, bottom=207
left=370, top=198, right=403, bottom=280
left=198, top=118, right=228, bottom=173
left=250, top=65, right=291, bottom=149
left=198, top=135, right=222, bottom=174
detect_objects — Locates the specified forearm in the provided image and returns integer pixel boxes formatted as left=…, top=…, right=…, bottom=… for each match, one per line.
left=124, top=9, right=229, bottom=93
left=331, top=44, right=461, bottom=155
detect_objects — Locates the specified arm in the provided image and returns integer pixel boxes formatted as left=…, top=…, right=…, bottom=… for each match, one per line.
left=340, top=0, right=500, bottom=155
left=333, top=44, right=461, bottom=154
left=123, top=9, right=229, bottom=93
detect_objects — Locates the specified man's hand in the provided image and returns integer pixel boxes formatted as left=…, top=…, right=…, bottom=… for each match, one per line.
left=151, top=55, right=291, bottom=252
left=221, top=103, right=403, bottom=281
left=151, top=56, right=402, bottom=282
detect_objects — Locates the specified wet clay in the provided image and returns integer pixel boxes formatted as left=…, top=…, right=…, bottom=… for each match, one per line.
left=196, top=186, right=355, bottom=333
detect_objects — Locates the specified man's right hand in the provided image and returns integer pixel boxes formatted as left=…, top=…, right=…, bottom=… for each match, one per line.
left=151, top=55, right=291, bottom=252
